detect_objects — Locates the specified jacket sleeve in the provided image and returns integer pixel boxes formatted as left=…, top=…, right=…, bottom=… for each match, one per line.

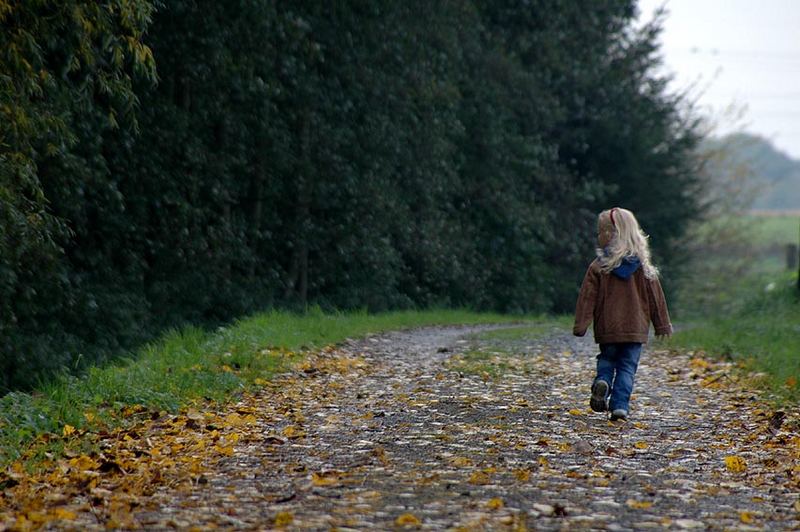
left=573, top=263, right=598, bottom=337
left=647, top=277, right=673, bottom=336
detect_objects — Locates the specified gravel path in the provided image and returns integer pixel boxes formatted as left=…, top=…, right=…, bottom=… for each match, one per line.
left=132, top=324, right=800, bottom=531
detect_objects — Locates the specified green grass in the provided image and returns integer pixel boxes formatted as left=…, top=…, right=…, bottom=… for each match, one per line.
left=667, top=274, right=800, bottom=405
left=744, top=214, right=800, bottom=246
left=446, top=317, right=571, bottom=377
left=0, top=308, right=524, bottom=468
left=471, top=316, right=572, bottom=341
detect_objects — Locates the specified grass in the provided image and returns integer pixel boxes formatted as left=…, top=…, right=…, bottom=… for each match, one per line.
left=744, top=214, right=799, bottom=246
left=0, top=308, right=525, bottom=469
left=667, top=274, right=800, bottom=405
left=446, top=317, right=571, bottom=377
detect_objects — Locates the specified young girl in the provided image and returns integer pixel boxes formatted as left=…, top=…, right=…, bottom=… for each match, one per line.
left=573, top=207, right=672, bottom=421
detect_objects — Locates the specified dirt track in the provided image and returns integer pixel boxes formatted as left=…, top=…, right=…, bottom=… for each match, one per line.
left=4, top=324, right=799, bottom=531
left=133, top=325, right=800, bottom=530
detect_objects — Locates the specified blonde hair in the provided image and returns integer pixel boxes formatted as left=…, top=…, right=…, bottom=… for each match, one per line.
left=596, top=207, right=659, bottom=279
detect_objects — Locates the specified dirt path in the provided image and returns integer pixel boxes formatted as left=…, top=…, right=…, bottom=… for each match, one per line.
left=129, top=325, right=799, bottom=530
left=4, top=324, right=799, bottom=530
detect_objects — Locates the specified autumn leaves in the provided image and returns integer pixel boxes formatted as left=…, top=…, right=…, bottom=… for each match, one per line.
left=2, top=325, right=800, bottom=529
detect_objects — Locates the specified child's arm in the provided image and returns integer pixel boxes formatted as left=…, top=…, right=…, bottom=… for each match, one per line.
left=647, top=277, right=673, bottom=338
left=573, top=264, right=598, bottom=337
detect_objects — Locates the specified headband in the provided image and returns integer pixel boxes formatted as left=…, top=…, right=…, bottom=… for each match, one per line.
left=609, top=208, right=617, bottom=227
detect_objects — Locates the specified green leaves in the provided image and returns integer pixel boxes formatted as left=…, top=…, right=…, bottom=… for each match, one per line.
left=1, top=1, right=703, bottom=391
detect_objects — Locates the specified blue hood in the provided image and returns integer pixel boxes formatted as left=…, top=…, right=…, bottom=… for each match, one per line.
left=612, top=256, right=641, bottom=279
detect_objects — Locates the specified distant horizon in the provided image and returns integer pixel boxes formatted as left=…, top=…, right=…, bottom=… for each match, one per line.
left=709, top=130, right=800, bottom=163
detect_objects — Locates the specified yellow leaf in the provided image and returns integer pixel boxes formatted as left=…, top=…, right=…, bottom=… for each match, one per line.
left=214, top=445, right=234, bottom=456
left=450, top=456, right=473, bottom=467
left=634, top=441, right=649, bottom=449
left=794, top=500, right=800, bottom=512
left=311, top=471, right=342, bottom=486
left=487, top=498, right=504, bottom=510
left=221, top=364, right=234, bottom=373
left=395, top=513, right=421, bottom=527
left=54, top=508, right=77, bottom=520
left=626, top=499, right=653, bottom=509
left=68, top=455, right=98, bottom=471
left=274, top=511, right=293, bottom=526
left=468, top=471, right=491, bottom=485
left=83, top=412, right=95, bottom=423
left=724, top=455, right=747, bottom=473
left=254, top=378, right=270, bottom=386
left=538, top=456, right=549, bottom=467
left=568, top=409, right=583, bottom=416
left=62, top=424, right=75, bottom=437
left=513, top=469, right=531, bottom=482
left=282, top=425, right=305, bottom=439
left=739, top=511, right=754, bottom=524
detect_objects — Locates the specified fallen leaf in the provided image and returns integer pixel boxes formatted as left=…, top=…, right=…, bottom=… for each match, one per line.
left=568, top=409, right=583, bottom=416
left=450, top=456, right=473, bottom=467
left=62, top=425, right=75, bottom=437
left=739, top=511, right=754, bottom=524
left=468, top=471, right=490, bottom=485
left=53, top=508, right=77, bottom=520
left=487, top=497, right=504, bottom=510
left=513, top=469, right=531, bottom=482
left=626, top=499, right=653, bottom=509
left=311, top=471, right=343, bottom=487
left=274, top=511, right=293, bottom=526
left=395, top=513, right=421, bottom=526
left=282, top=425, right=305, bottom=439
left=634, top=441, right=649, bottom=449
left=724, top=455, right=747, bottom=473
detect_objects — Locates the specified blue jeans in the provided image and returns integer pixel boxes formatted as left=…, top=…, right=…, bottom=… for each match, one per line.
left=595, top=343, right=642, bottom=412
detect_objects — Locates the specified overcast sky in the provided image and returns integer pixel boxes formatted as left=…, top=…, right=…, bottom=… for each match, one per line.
left=637, top=0, right=800, bottom=160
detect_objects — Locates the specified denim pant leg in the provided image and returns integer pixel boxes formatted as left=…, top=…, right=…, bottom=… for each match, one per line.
left=595, top=345, right=616, bottom=402
left=608, top=343, right=642, bottom=412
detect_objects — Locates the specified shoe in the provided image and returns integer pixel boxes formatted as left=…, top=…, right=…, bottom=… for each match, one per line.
left=610, top=409, right=628, bottom=421
left=590, top=380, right=609, bottom=412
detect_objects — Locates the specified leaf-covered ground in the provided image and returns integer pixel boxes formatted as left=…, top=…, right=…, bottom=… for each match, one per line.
left=2, top=325, right=800, bottom=530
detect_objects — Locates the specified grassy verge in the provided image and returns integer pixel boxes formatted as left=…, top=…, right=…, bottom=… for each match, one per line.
left=0, top=308, right=526, bottom=469
left=446, top=316, right=572, bottom=377
left=667, top=274, right=800, bottom=405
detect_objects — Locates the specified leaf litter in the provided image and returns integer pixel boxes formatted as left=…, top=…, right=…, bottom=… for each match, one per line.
left=1, top=325, right=800, bottom=530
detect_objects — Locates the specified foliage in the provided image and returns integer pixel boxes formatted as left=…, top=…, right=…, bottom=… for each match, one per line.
left=0, top=1, right=703, bottom=390
left=0, top=0, right=156, bottom=389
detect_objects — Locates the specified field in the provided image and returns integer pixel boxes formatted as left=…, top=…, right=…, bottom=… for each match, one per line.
left=668, top=211, right=800, bottom=405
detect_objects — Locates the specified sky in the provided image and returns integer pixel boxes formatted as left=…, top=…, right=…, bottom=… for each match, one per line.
left=636, top=0, right=800, bottom=160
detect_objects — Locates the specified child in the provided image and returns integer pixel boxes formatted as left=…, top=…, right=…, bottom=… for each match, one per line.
left=573, top=207, right=672, bottom=421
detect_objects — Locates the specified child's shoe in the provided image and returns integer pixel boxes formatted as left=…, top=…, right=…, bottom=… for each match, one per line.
left=590, top=380, right=609, bottom=412
left=610, top=409, right=628, bottom=421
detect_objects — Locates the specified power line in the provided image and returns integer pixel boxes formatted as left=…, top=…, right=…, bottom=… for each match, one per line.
left=667, top=47, right=800, bottom=61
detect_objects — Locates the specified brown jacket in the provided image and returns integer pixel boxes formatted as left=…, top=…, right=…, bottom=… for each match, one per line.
left=573, top=259, right=672, bottom=344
